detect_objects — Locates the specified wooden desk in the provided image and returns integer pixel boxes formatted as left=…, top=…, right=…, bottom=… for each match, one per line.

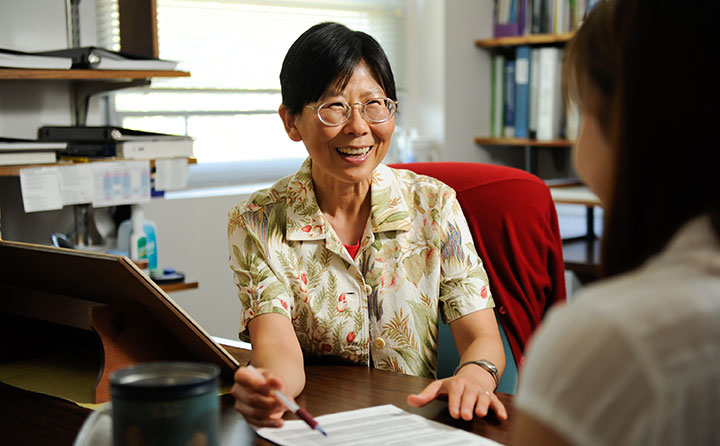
left=0, top=346, right=514, bottom=446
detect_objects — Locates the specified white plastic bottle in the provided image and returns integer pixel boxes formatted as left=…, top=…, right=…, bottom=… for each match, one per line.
left=120, top=205, right=159, bottom=271
left=129, top=205, right=148, bottom=263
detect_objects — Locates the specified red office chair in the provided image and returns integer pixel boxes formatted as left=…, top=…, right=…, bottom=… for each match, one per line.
left=389, top=162, right=566, bottom=392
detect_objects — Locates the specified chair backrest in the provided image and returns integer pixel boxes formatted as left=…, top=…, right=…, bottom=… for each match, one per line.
left=389, top=162, right=566, bottom=368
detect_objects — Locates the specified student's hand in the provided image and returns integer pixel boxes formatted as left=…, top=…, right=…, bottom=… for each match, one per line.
left=231, top=366, right=288, bottom=427
left=407, top=366, right=508, bottom=421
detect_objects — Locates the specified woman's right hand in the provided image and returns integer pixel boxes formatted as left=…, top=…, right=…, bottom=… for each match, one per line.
left=231, top=366, right=288, bottom=427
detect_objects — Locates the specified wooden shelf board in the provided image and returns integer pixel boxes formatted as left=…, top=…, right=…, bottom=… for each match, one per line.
left=475, top=32, right=574, bottom=48
left=158, top=280, right=198, bottom=293
left=475, top=137, right=575, bottom=147
left=0, top=158, right=197, bottom=177
left=0, top=69, right=190, bottom=80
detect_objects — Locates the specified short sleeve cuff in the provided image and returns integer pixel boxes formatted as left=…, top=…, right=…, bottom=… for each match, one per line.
left=238, top=296, right=293, bottom=341
left=440, top=278, right=495, bottom=324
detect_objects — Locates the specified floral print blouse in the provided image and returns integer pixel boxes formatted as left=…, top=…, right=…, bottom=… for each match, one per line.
left=227, top=158, right=494, bottom=378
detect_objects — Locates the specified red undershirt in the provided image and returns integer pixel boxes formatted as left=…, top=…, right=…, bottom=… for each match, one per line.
left=343, top=239, right=361, bottom=259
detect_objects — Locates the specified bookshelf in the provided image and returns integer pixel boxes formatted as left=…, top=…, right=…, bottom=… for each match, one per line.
left=474, top=22, right=602, bottom=280
left=475, top=32, right=575, bottom=176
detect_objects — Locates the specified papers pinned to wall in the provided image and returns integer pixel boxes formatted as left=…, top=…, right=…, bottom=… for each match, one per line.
left=154, top=158, right=188, bottom=191
left=19, top=161, right=151, bottom=213
left=19, top=167, right=63, bottom=213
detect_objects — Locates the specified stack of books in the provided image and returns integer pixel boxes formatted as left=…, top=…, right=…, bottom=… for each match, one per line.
left=0, top=48, right=72, bottom=70
left=491, top=46, right=576, bottom=141
left=494, top=0, right=604, bottom=38
left=0, top=138, right=67, bottom=166
left=38, top=126, right=194, bottom=160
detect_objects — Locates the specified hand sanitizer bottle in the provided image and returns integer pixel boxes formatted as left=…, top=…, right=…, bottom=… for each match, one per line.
left=130, top=205, right=148, bottom=264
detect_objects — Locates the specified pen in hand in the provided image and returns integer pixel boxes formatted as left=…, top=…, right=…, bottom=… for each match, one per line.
left=246, top=365, right=328, bottom=436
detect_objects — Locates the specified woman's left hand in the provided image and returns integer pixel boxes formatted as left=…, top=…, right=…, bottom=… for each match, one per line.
left=406, top=366, right=508, bottom=421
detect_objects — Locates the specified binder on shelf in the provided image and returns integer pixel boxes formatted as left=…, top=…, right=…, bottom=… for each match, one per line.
left=528, top=48, right=541, bottom=139
left=34, top=47, right=178, bottom=71
left=503, top=59, right=516, bottom=138
left=490, top=54, right=505, bottom=138
left=0, top=137, right=67, bottom=151
left=531, top=0, right=543, bottom=34
left=0, top=137, right=66, bottom=166
left=39, top=126, right=187, bottom=142
left=494, top=0, right=528, bottom=37
left=0, top=151, right=57, bottom=166
left=0, top=48, right=73, bottom=70
left=39, top=126, right=193, bottom=160
left=61, top=139, right=194, bottom=160
left=540, top=0, right=552, bottom=34
left=513, top=46, right=531, bottom=139
left=536, top=47, right=564, bottom=141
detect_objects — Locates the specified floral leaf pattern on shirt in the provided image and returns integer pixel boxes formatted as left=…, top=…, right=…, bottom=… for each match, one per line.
left=227, top=158, right=493, bottom=378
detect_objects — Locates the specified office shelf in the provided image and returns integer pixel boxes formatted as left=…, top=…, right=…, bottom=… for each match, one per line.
left=0, top=68, right=190, bottom=80
left=0, top=158, right=197, bottom=177
left=474, top=137, right=574, bottom=147
left=475, top=32, right=574, bottom=48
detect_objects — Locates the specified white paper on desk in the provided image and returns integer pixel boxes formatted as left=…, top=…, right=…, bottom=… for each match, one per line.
left=19, top=167, right=63, bottom=212
left=59, top=164, right=94, bottom=205
left=255, top=404, right=504, bottom=446
left=154, top=158, right=188, bottom=191
left=92, top=160, right=150, bottom=207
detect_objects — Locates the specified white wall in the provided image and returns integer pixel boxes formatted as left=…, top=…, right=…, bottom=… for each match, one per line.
left=0, top=0, right=103, bottom=138
left=444, top=0, right=492, bottom=163
left=142, top=194, right=248, bottom=339
left=402, top=0, right=522, bottom=168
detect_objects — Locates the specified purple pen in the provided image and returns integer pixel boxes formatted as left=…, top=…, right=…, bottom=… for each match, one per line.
left=247, top=365, right=328, bottom=436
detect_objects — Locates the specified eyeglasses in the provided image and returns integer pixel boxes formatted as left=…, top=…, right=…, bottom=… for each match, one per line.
left=305, top=97, right=398, bottom=126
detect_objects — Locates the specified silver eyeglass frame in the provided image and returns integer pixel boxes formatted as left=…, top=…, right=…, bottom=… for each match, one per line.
left=304, top=97, right=398, bottom=127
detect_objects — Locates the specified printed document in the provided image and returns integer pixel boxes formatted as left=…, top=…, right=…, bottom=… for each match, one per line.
left=255, top=404, right=504, bottom=446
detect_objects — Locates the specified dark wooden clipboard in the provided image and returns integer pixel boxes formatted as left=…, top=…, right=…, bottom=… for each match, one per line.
left=0, top=240, right=239, bottom=402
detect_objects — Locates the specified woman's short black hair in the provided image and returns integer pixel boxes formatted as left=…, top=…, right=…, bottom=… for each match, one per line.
left=280, top=22, right=397, bottom=115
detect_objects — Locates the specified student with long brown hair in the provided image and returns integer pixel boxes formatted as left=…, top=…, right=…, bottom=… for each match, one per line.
left=513, top=0, right=720, bottom=444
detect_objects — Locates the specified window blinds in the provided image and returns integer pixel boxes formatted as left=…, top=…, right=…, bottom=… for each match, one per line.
left=96, top=0, right=405, bottom=91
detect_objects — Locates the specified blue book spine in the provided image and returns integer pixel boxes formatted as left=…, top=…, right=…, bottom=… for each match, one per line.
left=504, top=59, right=516, bottom=138
left=514, top=46, right=531, bottom=138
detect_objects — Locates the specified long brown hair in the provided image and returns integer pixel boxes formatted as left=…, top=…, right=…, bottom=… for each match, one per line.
left=566, top=0, right=720, bottom=277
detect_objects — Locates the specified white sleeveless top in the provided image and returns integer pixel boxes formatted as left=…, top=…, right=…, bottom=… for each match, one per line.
left=516, top=216, right=720, bottom=445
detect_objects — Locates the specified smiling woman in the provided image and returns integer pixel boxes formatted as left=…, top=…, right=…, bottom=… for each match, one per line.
left=227, top=22, right=508, bottom=429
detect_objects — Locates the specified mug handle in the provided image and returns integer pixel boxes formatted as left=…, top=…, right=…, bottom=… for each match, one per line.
left=73, top=402, right=112, bottom=446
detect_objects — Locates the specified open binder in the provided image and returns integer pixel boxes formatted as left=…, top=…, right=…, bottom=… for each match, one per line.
left=0, top=240, right=239, bottom=403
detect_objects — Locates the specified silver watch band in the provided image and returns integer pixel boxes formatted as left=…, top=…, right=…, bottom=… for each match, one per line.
left=453, top=359, right=499, bottom=389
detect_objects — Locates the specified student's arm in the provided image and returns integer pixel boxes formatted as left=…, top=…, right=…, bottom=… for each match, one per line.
left=514, top=410, right=572, bottom=446
left=231, top=313, right=304, bottom=427
left=407, top=308, right=507, bottom=421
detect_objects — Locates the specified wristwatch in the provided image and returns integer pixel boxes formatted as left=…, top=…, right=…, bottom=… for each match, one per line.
left=453, top=359, right=499, bottom=389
